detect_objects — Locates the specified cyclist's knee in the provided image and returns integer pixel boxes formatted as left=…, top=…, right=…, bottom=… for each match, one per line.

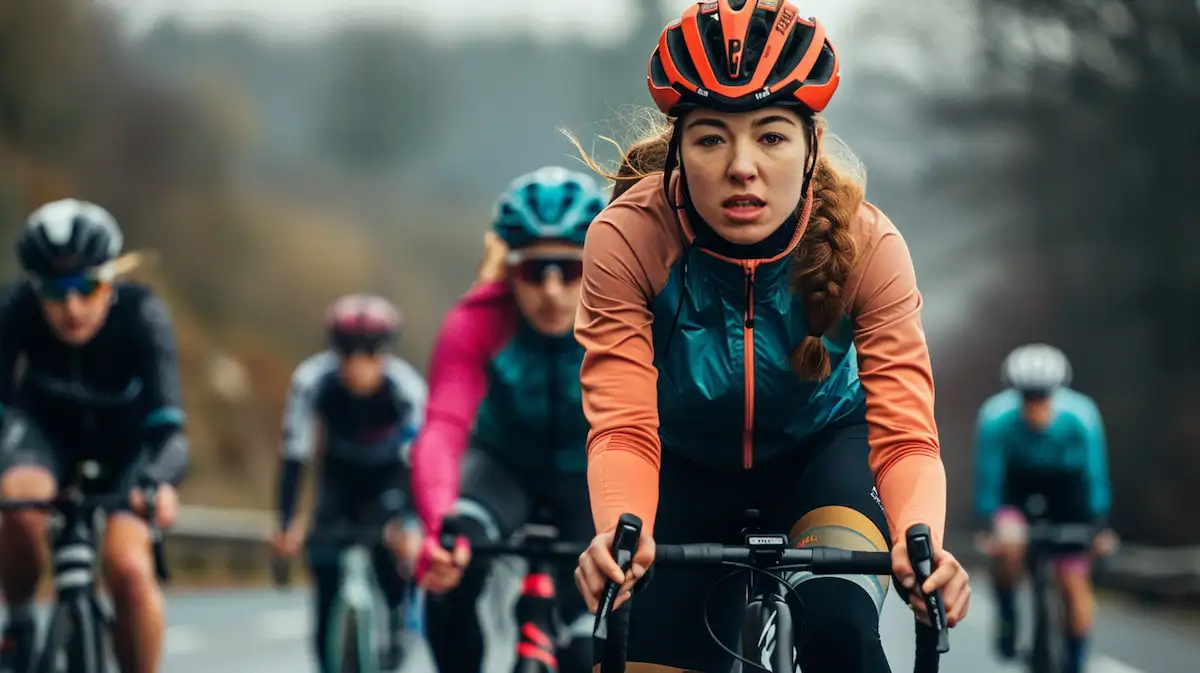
left=370, top=543, right=409, bottom=607
left=1056, top=566, right=1095, bottom=634
left=0, top=467, right=55, bottom=534
left=101, top=514, right=157, bottom=600
left=0, top=465, right=55, bottom=498
left=795, top=579, right=885, bottom=661
left=989, top=544, right=1026, bottom=586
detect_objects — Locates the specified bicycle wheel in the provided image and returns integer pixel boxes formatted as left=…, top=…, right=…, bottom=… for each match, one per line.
left=328, top=604, right=379, bottom=673
left=340, top=611, right=361, bottom=673
left=35, top=600, right=97, bottom=673
left=1027, top=566, right=1056, bottom=673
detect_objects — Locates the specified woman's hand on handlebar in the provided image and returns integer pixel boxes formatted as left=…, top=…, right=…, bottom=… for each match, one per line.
left=417, top=534, right=470, bottom=595
left=574, top=527, right=655, bottom=614
left=128, top=483, right=178, bottom=529
left=891, top=537, right=971, bottom=627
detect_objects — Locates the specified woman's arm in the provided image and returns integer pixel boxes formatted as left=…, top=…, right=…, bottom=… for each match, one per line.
left=409, top=282, right=515, bottom=535
left=576, top=219, right=666, bottom=535
left=850, top=207, right=947, bottom=546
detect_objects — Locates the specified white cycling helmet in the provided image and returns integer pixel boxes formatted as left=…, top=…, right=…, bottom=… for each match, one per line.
left=1001, top=343, right=1072, bottom=394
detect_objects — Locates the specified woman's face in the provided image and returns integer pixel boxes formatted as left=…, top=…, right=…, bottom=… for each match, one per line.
left=679, top=105, right=812, bottom=246
left=508, top=241, right=584, bottom=337
left=38, top=280, right=114, bottom=346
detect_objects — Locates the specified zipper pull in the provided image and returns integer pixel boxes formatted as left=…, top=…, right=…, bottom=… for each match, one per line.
left=743, top=267, right=755, bottom=329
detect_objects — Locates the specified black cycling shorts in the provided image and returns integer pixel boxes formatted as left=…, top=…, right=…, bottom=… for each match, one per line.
left=455, top=449, right=593, bottom=619
left=0, top=408, right=144, bottom=509
left=624, top=406, right=894, bottom=671
left=1002, top=465, right=1094, bottom=555
left=305, top=459, right=416, bottom=567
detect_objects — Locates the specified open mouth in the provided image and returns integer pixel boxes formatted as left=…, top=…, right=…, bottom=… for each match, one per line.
left=722, top=195, right=766, bottom=208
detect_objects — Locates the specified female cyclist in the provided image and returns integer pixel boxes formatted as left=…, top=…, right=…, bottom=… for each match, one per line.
left=411, top=166, right=607, bottom=673
left=570, top=2, right=970, bottom=671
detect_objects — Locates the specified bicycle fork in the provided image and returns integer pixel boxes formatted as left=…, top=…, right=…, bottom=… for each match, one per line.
left=513, top=558, right=559, bottom=673
left=743, top=574, right=795, bottom=673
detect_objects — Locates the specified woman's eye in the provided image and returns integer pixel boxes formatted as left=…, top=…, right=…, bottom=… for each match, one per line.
left=697, top=135, right=723, bottom=147
left=761, top=132, right=786, bottom=145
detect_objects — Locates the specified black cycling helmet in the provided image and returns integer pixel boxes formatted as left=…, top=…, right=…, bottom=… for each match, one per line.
left=17, top=198, right=123, bottom=279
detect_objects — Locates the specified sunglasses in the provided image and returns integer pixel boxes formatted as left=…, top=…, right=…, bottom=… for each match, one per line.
left=34, top=274, right=108, bottom=301
left=332, top=333, right=390, bottom=357
left=509, top=255, right=585, bottom=285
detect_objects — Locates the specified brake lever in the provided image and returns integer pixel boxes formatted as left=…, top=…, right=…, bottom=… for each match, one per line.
left=906, top=523, right=949, bottom=653
left=593, top=513, right=641, bottom=640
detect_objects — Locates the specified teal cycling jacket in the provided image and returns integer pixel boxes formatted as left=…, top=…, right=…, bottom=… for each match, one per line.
left=471, top=318, right=588, bottom=473
left=410, top=281, right=589, bottom=536
left=974, top=387, right=1112, bottom=519
left=576, top=174, right=944, bottom=538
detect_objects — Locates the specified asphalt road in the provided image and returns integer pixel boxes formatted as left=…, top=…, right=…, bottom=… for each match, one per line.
left=6, top=562, right=1198, bottom=672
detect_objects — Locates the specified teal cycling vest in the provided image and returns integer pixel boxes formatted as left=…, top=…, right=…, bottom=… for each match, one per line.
left=650, top=246, right=865, bottom=470
left=974, top=387, right=1111, bottom=519
left=470, top=320, right=588, bottom=473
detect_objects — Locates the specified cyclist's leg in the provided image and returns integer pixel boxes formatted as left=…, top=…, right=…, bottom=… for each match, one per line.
left=761, top=413, right=892, bottom=673
left=621, top=449, right=747, bottom=673
left=541, top=471, right=594, bottom=673
left=305, top=474, right=353, bottom=673
left=1054, top=553, right=1093, bottom=673
left=0, top=410, right=61, bottom=670
left=424, top=448, right=531, bottom=673
left=1047, top=481, right=1096, bottom=673
left=369, top=467, right=419, bottom=668
left=988, top=505, right=1028, bottom=659
left=101, top=454, right=166, bottom=673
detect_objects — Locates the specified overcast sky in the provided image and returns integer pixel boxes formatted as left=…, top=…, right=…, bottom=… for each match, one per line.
left=99, top=0, right=869, bottom=47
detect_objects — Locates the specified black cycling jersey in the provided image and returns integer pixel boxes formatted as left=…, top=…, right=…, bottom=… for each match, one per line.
left=0, top=281, right=187, bottom=484
left=276, top=351, right=427, bottom=529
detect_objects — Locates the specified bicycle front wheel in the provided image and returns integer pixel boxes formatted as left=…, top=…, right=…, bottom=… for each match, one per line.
left=328, top=604, right=378, bottom=673
left=36, top=599, right=103, bottom=673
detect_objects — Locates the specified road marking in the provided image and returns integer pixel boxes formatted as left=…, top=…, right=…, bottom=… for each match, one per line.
left=165, top=625, right=205, bottom=654
left=257, top=608, right=309, bottom=640
left=1091, top=655, right=1145, bottom=673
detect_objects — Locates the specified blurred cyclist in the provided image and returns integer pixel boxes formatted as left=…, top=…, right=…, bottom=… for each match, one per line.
left=0, top=198, right=188, bottom=673
left=271, top=294, right=427, bottom=673
left=412, top=166, right=605, bottom=673
left=975, top=343, right=1116, bottom=673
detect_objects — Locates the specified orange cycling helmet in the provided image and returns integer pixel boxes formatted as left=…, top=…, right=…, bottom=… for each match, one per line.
left=648, top=0, right=840, bottom=117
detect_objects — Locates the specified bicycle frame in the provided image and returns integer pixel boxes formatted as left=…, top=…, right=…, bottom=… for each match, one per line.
left=439, top=516, right=587, bottom=673
left=326, top=540, right=383, bottom=673
left=1026, top=539, right=1059, bottom=673
left=34, top=498, right=113, bottom=673
left=593, top=511, right=949, bottom=673
left=1023, top=520, right=1093, bottom=673
left=1, top=467, right=168, bottom=673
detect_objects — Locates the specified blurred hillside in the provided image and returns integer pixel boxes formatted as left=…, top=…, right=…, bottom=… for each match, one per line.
left=0, top=0, right=478, bottom=508
left=2, top=0, right=1197, bottom=546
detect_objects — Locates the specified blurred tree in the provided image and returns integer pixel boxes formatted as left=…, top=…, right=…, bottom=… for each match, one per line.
left=926, top=0, right=1200, bottom=543
left=316, top=27, right=436, bottom=171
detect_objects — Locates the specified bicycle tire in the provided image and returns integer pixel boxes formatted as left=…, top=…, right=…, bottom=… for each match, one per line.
left=1027, top=566, right=1056, bottom=673
left=35, top=600, right=98, bottom=673
left=340, top=610, right=361, bottom=673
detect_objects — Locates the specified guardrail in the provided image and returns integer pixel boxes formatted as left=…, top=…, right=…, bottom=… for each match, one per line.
left=165, top=507, right=1200, bottom=602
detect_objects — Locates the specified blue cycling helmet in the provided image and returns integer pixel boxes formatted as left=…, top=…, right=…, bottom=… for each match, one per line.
left=491, top=166, right=607, bottom=249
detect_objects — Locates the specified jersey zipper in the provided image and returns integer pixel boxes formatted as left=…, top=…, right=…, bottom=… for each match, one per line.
left=742, top=265, right=757, bottom=470
left=72, top=349, right=96, bottom=433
